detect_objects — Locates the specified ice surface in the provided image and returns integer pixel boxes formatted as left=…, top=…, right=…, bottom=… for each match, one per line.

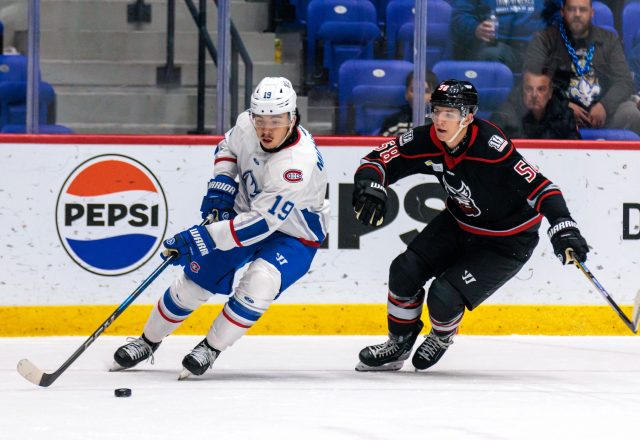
left=1, top=335, right=639, bottom=439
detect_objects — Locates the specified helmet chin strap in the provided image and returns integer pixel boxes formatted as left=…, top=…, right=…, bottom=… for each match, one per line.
left=446, top=118, right=470, bottom=144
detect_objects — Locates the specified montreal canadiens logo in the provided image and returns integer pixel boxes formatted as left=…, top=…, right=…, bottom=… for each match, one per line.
left=55, top=154, right=168, bottom=276
left=283, top=169, right=303, bottom=183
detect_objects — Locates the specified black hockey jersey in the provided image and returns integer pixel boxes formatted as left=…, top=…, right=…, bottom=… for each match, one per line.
left=355, top=119, right=571, bottom=236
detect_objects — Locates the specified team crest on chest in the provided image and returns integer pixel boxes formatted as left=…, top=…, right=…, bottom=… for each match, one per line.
left=443, top=176, right=481, bottom=217
left=242, top=170, right=261, bottom=197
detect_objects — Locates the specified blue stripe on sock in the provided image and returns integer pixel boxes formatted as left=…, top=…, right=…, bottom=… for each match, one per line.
left=228, top=296, right=262, bottom=322
left=162, top=289, right=192, bottom=317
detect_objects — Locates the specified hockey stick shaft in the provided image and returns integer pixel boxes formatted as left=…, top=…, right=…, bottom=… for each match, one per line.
left=573, top=260, right=638, bottom=334
left=18, top=216, right=213, bottom=387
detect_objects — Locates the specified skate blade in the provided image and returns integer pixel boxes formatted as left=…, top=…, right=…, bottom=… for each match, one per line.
left=109, top=361, right=127, bottom=372
left=177, top=368, right=192, bottom=380
left=355, top=360, right=404, bottom=372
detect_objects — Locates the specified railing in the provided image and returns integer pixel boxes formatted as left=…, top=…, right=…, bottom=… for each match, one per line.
left=157, top=0, right=253, bottom=133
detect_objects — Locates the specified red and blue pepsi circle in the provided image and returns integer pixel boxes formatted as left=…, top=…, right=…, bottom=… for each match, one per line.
left=56, top=154, right=168, bottom=276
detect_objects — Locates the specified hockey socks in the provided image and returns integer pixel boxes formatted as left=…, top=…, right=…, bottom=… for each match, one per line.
left=386, top=288, right=425, bottom=336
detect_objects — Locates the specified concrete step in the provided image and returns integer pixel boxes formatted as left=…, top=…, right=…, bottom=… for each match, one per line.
left=63, top=121, right=216, bottom=134
left=40, top=30, right=278, bottom=63
left=54, top=86, right=309, bottom=128
left=39, top=0, right=269, bottom=33
left=41, top=60, right=300, bottom=87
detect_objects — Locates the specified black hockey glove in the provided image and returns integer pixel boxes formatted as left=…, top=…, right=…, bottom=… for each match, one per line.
left=547, top=217, right=589, bottom=265
left=352, top=179, right=387, bottom=227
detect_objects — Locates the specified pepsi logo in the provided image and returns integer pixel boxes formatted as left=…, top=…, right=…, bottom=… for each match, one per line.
left=55, top=154, right=168, bottom=276
left=283, top=169, right=303, bottom=183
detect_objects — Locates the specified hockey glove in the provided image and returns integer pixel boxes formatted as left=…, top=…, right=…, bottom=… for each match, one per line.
left=353, top=179, right=387, bottom=227
left=161, top=225, right=216, bottom=267
left=548, top=217, right=589, bottom=265
left=200, top=175, right=238, bottom=221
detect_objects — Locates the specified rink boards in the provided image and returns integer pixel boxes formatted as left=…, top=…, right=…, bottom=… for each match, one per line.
left=1, top=135, right=639, bottom=335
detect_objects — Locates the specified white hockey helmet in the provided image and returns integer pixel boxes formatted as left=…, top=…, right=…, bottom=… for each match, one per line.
left=250, top=77, right=297, bottom=118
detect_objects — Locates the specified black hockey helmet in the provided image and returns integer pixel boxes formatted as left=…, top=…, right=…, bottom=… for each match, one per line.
left=430, top=79, right=479, bottom=117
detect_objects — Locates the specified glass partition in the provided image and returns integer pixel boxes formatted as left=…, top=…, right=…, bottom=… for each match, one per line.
left=10, top=0, right=640, bottom=139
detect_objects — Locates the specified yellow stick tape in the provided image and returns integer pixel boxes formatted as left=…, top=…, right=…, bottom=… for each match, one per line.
left=0, top=304, right=636, bottom=337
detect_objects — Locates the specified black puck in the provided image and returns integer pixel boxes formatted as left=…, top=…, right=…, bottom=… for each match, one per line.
left=114, top=388, right=132, bottom=397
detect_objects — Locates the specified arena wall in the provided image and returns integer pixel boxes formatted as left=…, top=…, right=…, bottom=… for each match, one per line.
left=1, top=135, right=639, bottom=335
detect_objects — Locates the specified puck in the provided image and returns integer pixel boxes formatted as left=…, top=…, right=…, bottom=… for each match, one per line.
left=114, top=388, right=132, bottom=398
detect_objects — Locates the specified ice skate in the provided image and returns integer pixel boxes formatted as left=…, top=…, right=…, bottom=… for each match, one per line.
left=110, top=335, right=160, bottom=371
left=178, top=339, right=220, bottom=380
left=411, top=329, right=454, bottom=371
left=356, top=320, right=424, bottom=372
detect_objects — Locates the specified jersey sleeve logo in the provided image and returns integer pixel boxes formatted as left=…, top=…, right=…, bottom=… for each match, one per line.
left=283, top=169, right=303, bottom=183
left=398, top=130, right=414, bottom=146
left=488, top=135, right=508, bottom=152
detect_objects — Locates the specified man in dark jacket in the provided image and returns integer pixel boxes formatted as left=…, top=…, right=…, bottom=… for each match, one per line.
left=524, top=0, right=640, bottom=133
left=451, top=0, right=546, bottom=72
left=491, top=69, right=581, bottom=139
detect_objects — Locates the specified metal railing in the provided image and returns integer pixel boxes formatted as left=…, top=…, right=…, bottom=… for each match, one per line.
left=157, top=0, right=253, bottom=133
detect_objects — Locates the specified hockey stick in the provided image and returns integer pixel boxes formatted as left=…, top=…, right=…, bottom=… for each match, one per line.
left=17, top=215, right=214, bottom=387
left=573, top=257, right=640, bottom=334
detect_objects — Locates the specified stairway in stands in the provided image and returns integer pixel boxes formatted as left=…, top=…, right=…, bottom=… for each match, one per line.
left=13, top=0, right=306, bottom=134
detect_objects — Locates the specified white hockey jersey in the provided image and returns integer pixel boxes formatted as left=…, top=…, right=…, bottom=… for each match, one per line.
left=205, top=111, right=330, bottom=251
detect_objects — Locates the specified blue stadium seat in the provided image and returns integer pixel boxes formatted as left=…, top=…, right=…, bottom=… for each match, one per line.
left=385, top=0, right=413, bottom=58
left=371, top=0, right=392, bottom=27
left=593, top=1, right=614, bottom=30
left=0, top=54, right=29, bottom=82
left=579, top=128, right=640, bottom=140
left=338, top=59, right=413, bottom=134
left=623, top=1, right=640, bottom=59
left=432, top=61, right=513, bottom=120
left=0, top=81, right=55, bottom=127
left=386, top=0, right=452, bottom=67
left=1, top=124, right=74, bottom=134
left=307, top=0, right=380, bottom=88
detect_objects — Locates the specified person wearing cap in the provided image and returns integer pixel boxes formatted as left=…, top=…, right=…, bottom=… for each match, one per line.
left=111, top=77, right=330, bottom=379
left=352, top=79, right=588, bottom=372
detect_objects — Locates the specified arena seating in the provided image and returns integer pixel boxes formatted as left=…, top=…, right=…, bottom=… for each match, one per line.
left=433, top=61, right=513, bottom=120
left=337, top=59, right=413, bottom=134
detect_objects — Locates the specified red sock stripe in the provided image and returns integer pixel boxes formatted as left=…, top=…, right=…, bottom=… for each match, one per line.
left=430, top=313, right=464, bottom=329
left=222, top=309, right=251, bottom=329
left=157, top=300, right=185, bottom=324
left=388, top=314, right=420, bottom=324
left=387, top=295, right=422, bottom=309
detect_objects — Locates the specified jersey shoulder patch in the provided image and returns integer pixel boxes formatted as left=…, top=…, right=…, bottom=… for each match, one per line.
left=282, top=168, right=304, bottom=183
left=487, top=134, right=509, bottom=152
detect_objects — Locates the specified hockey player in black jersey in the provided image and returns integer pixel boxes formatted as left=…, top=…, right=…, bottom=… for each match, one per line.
left=353, top=79, right=589, bottom=372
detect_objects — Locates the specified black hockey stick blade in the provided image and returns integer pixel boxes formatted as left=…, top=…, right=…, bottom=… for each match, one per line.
left=573, top=259, right=637, bottom=334
left=16, top=255, right=175, bottom=387
left=16, top=216, right=215, bottom=387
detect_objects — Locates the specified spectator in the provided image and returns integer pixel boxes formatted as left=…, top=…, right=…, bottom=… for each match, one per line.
left=525, top=0, right=640, bottom=133
left=451, top=0, right=546, bottom=72
left=379, top=70, right=438, bottom=136
left=491, top=68, right=581, bottom=139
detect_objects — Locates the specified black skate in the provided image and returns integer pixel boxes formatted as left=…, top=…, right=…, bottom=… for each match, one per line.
left=111, top=335, right=160, bottom=371
left=356, top=320, right=424, bottom=372
left=178, top=339, right=220, bottom=380
left=411, top=330, right=454, bottom=370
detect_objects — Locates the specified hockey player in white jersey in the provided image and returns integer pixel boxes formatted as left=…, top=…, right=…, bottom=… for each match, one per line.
left=112, top=77, right=329, bottom=379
